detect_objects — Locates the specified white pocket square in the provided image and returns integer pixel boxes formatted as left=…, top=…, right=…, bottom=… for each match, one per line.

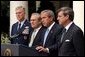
left=65, top=39, right=70, bottom=42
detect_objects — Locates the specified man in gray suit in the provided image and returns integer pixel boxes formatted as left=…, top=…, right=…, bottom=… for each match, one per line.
left=56, top=7, right=84, bottom=56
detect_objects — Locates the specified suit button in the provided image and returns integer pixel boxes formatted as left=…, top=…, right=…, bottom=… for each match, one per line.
left=16, top=38, right=18, bottom=39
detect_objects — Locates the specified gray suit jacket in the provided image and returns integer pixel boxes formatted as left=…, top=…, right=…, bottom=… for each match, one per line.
left=58, top=23, right=84, bottom=56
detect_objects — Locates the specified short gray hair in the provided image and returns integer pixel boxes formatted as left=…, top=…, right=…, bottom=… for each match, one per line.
left=15, top=6, right=25, bottom=12
left=31, top=13, right=40, bottom=17
left=41, top=10, right=55, bottom=20
left=31, top=13, right=41, bottom=21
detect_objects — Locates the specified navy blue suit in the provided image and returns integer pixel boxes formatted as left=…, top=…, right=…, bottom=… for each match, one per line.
left=28, top=26, right=46, bottom=47
left=11, top=19, right=32, bottom=46
left=40, top=23, right=63, bottom=56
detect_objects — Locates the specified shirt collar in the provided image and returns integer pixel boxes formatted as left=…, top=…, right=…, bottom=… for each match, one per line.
left=65, top=21, right=73, bottom=32
left=18, top=19, right=26, bottom=27
left=33, top=26, right=42, bottom=36
left=47, top=22, right=55, bottom=31
left=34, top=26, right=42, bottom=32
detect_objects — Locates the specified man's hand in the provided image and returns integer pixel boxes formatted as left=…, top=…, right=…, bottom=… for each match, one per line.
left=36, top=46, right=49, bottom=53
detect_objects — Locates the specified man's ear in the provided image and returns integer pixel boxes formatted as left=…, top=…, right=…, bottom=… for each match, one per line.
left=66, top=15, right=69, bottom=20
left=50, top=17, right=53, bottom=21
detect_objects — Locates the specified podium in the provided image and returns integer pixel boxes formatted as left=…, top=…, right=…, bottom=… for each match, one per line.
left=1, top=44, right=48, bottom=56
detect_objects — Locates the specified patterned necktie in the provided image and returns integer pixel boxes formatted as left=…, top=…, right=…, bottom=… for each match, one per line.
left=43, top=28, right=49, bottom=47
left=61, top=28, right=66, bottom=43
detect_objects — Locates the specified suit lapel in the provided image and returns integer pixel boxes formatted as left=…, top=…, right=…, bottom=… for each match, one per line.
left=29, top=30, right=34, bottom=42
left=17, top=20, right=27, bottom=34
left=61, top=23, right=74, bottom=44
left=29, top=27, right=45, bottom=46
left=15, top=22, right=19, bottom=34
left=45, top=23, right=56, bottom=45
left=33, top=27, right=43, bottom=44
left=46, top=28, right=54, bottom=42
left=16, top=22, right=18, bottom=33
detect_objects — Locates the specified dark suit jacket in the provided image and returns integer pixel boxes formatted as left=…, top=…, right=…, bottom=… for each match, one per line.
left=28, top=26, right=46, bottom=47
left=58, top=23, right=84, bottom=56
left=41, top=23, right=63, bottom=56
left=11, top=19, right=32, bottom=46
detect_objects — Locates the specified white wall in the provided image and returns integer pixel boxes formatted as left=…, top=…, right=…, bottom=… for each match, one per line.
left=10, top=1, right=28, bottom=36
left=73, top=1, right=84, bottom=33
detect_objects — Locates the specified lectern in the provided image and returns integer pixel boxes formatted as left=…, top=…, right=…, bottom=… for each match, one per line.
left=1, top=44, right=48, bottom=56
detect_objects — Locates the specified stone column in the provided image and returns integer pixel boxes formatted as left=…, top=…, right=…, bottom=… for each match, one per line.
left=10, top=1, right=28, bottom=36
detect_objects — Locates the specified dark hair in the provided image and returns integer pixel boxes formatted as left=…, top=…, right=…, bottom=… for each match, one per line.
left=37, top=1, right=55, bottom=14
left=57, top=7, right=74, bottom=21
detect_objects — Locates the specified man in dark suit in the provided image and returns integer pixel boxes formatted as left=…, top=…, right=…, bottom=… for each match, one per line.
left=11, top=6, right=32, bottom=46
left=57, top=7, right=84, bottom=56
left=28, top=13, right=45, bottom=47
left=36, top=10, right=63, bottom=56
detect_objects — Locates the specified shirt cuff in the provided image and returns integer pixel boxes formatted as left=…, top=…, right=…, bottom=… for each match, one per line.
left=46, top=48, right=49, bottom=53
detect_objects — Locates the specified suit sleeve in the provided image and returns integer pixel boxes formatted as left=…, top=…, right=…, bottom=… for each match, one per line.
left=11, top=25, right=14, bottom=36
left=48, top=27, right=63, bottom=54
left=73, top=29, right=84, bottom=56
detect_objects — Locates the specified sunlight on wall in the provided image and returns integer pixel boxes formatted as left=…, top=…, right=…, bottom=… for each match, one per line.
left=73, top=1, right=84, bottom=33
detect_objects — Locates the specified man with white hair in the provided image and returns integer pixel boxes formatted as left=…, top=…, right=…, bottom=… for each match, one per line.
left=11, top=6, right=32, bottom=46
left=29, top=13, right=45, bottom=47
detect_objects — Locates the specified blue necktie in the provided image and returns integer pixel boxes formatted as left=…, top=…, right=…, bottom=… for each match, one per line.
left=18, top=23, right=21, bottom=31
left=43, top=28, right=49, bottom=47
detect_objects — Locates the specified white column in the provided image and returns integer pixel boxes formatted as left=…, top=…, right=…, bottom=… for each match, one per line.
left=36, top=1, right=40, bottom=11
left=73, top=1, right=84, bottom=33
left=10, top=1, right=28, bottom=36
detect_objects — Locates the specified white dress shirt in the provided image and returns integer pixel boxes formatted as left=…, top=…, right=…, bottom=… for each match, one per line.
left=29, top=26, right=42, bottom=47
left=17, top=19, right=27, bottom=30
left=65, top=21, right=73, bottom=32
left=43, top=22, right=55, bottom=46
left=43, top=22, right=55, bottom=53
